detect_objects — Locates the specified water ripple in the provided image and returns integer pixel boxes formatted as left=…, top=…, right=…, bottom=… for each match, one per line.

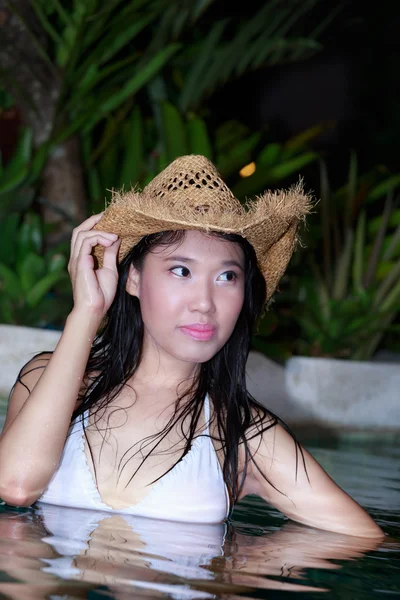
left=0, top=437, right=398, bottom=598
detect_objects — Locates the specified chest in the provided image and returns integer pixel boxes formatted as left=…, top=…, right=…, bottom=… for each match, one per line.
left=83, top=400, right=209, bottom=509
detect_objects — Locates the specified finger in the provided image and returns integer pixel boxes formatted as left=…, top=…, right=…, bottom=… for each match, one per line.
left=72, top=230, right=118, bottom=263
left=102, top=238, right=121, bottom=271
left=70, top=212, right=105, bottom=250
left=70, top=234, right=117, bottom=280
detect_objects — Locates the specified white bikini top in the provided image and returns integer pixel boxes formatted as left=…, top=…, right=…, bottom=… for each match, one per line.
left=38, top=394, right=230, bottom=523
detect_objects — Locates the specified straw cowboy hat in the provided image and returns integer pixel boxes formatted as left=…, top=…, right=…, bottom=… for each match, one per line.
left=93, top=154, right=312, bottom=302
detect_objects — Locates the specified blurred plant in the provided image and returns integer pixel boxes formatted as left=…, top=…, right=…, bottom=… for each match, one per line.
left=0, top=212, right=71, bottom=327
left=230, top=125, right=321, bottom=198
left=0, top=128, right=39, bottom=217
left=0, top=0, right=340, bottom=239
left=82, top=102, right=214, bottom=209
left=166, top=0, right=342, bottom=112
left=83, top=101, right=320, bottom=211
left=292, top=155, right=400, bottom=360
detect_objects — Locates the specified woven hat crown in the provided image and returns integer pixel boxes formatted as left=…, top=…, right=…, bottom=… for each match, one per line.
left=142, top=155, right=243, bottom=216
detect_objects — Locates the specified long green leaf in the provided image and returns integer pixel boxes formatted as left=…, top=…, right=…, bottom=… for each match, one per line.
left=192, top=0, right=216, bottom=21
left=56, top=0, right=90, bottom=68
left=80, top=0, right=132, bottom=50
left=30, top=0, right=66, bottom=47
left=355, top=309, right=397, bottom=361
left=363, top=191, right=393, bottom=289
left=26, top=143, right=51, bottom=185
left=80, top=15, right=153, bottom=73
left=0, top=129, right=32, bottom=193
left=368, top=175, right=400, bottom=201
left=319, top=159, right=332, bottom=290
left=57, top=0, right=94, bottom=74
left=345, top=150, right=357, bottom=229
left=120, top=105, right=144, bottom=189
left=26, top=271, right=67, bottom=308
left=81, top=45, right=180, bottom=134
left=160, top=102, right=188, bottom=162
left=0, top=213, right=19, bottom=266
left=257, top=143, right=281, bottom=167
left=179, top=20, right=227, bottom=112
left=98, top=142, right=119, bottom=193
left=232, top=152, right=317, bottom=198
left=217, top=133, right=260, bottom=178
left=19, top=254, right=46, bottom=294
left=16, top=215, right=43, bottom=273
left=281, top=124, right=327, bottom=160
left=332, top=229, right=353, bottom=301
left=0, top=263, right=23, bottom=301
left=69, top=56, right=138, bottom=105
left=51, top=0, right=74, bottom=27
left=88, top=99, right=133, bottom=165
left=172, top=5, right=191, bottom=37
left=352, top=211, right=366, bottom=293
left=309, top=260, right=331, bottom=322
left=187, top=116, right=213, bottom=159
left=381, top=278, right=400, bottom=312
left=374, top=256, right=400, bottom=308
left=382, top=223, right=400, bottom=262
left=47, top=253, right=67, bottom=273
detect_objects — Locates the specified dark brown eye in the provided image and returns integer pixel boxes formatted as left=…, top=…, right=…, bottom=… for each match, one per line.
left=171, top=266, right=190, bottom=277
left=219, top=271, right=237, bottom=282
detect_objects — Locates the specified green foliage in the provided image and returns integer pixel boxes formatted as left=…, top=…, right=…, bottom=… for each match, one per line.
left=4, top=0, right=335, bottom=178
left=0, top=213, right=71, bottom=327
left=177, top=0, right=337, bottom=112
left=83, top=102, right=319, bottom=212
left=0, top=129, right=37, bottom=216
left=231, top=125, right=321, bottom=198
left=292, top=156, right=400, bottom=360
left=21, top=0, right=328, bottom=144
left=0, top=0, right=344, bottom=332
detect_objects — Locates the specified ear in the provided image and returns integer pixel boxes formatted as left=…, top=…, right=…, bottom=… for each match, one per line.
left=126, top=264, right=141, bottom=298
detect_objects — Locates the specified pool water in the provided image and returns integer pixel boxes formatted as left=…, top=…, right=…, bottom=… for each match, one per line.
left=0, top=418, right=398, bottom=598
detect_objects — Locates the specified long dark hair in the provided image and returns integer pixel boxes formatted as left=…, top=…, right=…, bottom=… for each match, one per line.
left=15, top=230, right=304, bottom=511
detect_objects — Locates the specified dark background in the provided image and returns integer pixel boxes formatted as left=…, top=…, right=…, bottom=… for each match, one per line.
left=210, top=0, right=400, bottom=187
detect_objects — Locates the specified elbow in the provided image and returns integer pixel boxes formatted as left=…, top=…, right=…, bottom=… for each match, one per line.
left=0, top=483, right=41, bottom=507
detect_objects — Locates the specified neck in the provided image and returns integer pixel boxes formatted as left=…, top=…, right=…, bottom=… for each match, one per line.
left=132, top=341, right=200, bottom=396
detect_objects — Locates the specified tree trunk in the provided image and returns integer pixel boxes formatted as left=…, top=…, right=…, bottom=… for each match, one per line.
left=0, top=0, right=87, bottom=245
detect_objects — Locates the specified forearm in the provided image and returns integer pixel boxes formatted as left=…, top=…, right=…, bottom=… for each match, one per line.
left=0, top=309, right=100, bottom=503
left=283, top=491, right=385, bottom=539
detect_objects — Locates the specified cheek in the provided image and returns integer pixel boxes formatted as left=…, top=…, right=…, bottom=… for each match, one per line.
left=139, top=276, right=182, bottom=323
left=218, top=286, right=245, bottom=325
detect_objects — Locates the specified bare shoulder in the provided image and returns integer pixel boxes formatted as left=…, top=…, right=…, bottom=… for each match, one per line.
left=244, top=406, right=296, bottom=459
left=240, top=408, right=308, bottom=499
left=3, top=353, right=53, bottom=434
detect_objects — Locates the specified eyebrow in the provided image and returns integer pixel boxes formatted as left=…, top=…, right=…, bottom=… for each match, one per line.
left=163, top=255, right=244, bottom=270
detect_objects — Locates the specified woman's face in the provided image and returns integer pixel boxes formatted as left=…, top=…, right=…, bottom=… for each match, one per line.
left=126, top=230, right=245, bottom=367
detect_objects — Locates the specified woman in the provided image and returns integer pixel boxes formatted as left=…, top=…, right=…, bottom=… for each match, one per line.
left=0, top=155, right=383, bottom=538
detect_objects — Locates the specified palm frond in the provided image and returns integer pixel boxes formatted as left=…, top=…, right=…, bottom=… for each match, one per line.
left=179, top=0, right=332, bottom=111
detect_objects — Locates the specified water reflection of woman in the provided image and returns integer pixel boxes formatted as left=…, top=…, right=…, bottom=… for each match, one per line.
left=0, top=155, right=384, bottom=539
left=0, top=506, right=386, bottom=599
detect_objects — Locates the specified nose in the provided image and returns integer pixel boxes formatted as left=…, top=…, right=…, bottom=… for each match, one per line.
left=188, top=278, right=216, bottom=315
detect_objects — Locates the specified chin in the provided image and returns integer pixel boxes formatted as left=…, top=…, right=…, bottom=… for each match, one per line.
left=171, top=343, right=222, bottom=365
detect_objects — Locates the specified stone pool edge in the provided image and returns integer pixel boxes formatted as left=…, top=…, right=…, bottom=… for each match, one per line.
left=1, top=324, right=399, bottom=431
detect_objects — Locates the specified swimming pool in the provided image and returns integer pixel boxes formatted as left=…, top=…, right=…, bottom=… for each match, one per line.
left=0, top=409, right=398, bottom=598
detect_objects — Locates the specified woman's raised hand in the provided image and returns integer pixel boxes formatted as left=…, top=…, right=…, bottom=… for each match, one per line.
left=68, top=213, right=121, bottom=320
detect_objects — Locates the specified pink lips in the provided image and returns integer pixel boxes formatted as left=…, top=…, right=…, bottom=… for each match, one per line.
left=180, top=324, right=216, bottom=341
